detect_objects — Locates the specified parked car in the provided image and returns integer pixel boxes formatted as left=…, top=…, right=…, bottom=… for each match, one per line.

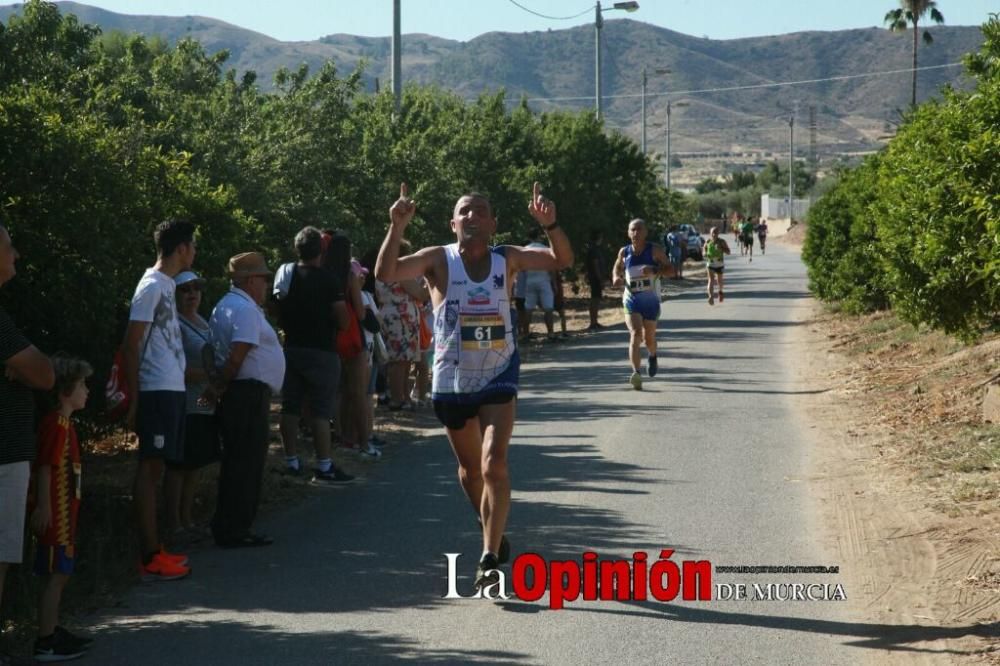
left=678, top=224, right=704, bottom=260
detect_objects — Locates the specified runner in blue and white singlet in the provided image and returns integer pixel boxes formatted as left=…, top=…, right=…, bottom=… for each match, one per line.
left=612, top=218, right=675, bottom=391
left=431, top=244, right=519, bottom=401
left=376, top=183, right=573, bottom=592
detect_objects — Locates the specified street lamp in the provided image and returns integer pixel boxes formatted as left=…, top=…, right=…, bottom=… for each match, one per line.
left=595, top=1, right=639, bottom=120
left=641, top=66, right=670, bottom=154
left=666, top=100, right=689, bottom=190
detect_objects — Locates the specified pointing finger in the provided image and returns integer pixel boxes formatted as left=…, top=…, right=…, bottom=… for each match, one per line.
left=532, top=181, right=541, bottom=204
left=400, top=182, right=409, bottom=199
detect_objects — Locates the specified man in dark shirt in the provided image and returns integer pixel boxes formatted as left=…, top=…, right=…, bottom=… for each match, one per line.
left=0, top=224, right=55, bottom=625
left=274, top=226, right=351, bottom=482
left=585, top=230, right=607, bottom=330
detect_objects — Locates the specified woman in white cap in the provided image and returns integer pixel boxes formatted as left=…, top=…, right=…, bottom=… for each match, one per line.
left=165, top=270, right=219, bottom=544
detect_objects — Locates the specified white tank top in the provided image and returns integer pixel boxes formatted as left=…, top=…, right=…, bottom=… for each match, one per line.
left=432, top=244, right=517, bottom=397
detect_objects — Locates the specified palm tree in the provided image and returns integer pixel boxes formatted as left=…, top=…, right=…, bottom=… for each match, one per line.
left=884, top=1, right=946, bottom=107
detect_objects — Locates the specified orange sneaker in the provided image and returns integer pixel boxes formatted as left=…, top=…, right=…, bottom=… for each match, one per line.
left=159, top=546, right=189, bottom=567
left=140, top=552, right=190, bottom=582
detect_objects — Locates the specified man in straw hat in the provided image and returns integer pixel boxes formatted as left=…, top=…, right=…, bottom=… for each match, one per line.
left=207, top=252, right=285, bottom=548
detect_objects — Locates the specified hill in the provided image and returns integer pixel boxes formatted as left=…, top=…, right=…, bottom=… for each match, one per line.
left=0, top=2, right=986, bottom=175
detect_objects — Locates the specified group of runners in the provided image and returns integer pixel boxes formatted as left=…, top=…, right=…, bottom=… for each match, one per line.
left=376, top=186, right=771, bottom=590
left=733, top=215, right=768, bottom=261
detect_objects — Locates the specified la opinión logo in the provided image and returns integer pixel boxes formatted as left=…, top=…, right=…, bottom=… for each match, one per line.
left=444, top=550, right=712, bottom=609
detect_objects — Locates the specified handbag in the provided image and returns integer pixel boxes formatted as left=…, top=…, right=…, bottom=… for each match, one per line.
left=372, top=332, right=388, bottom=366
left=336, top=301, right=364, bottom=359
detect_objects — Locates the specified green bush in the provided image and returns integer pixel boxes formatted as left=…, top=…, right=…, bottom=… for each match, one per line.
left=803, top=157, right=888, bottom=313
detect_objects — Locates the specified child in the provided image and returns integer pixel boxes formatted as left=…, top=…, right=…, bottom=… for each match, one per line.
left=30, top=356, right=93, bottom=661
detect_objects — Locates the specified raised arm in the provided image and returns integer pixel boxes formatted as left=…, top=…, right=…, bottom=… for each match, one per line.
left=375, top=183, right=437, bottom=283
left=505, top=182, right=574, bottom=273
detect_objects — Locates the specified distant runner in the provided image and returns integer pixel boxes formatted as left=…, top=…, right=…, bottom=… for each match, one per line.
left=704, top=227, right=731, bottom=305
left=757, top=218, right=768, bottom=255
left=612, top=218, right=674, bottom=391
left=740, top=217, right=755, bottom=262
left=375, top=182, right=572, bottom=591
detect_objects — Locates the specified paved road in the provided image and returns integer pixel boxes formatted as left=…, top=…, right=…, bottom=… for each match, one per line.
left=92, top=243, right=882, bottom=665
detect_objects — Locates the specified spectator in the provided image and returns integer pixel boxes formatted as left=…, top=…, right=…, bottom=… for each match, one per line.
left=0, top=223, right=55, bottom=664
left=664, top=226, right=685, bottom=280
left=30, top=357, right=93, bottom=661
left=123, top=218, right=194, bottom=581
left=411, top=294, right=432, bottom=405
left=584, top=230, right=607, bottom=330
left=165, top=271, right=220, bottom=544
left=551, top=270, right=569, bottom=339
left=208, top=252, right=286, bottom=547
left=376, top=240, right=427, bottom=410
left=359, top=252, right=387, bottom=454
left=325, top=234, right=377, bottom=458
left=521, top=228, right=557, bottom=341
left=275, top=227, right=353, bottom=482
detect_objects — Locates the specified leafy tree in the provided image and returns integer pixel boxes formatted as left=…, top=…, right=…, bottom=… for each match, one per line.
left=884, top=0, right=945, bottom=107
left=802, top=158, right=888, bottom=313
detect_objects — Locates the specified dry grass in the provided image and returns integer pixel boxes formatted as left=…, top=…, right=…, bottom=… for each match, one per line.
left=815, top=308, right=1000, bottom=518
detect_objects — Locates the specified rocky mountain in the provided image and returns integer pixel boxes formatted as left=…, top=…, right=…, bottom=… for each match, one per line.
left=1, top=2, right=986, bottom=161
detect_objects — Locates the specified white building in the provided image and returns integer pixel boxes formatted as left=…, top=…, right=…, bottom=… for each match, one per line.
left=761, top=194, right=810, bottom=221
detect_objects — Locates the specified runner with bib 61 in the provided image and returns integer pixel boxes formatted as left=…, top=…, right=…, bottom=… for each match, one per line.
left=375, top=182, right=572, bottom=591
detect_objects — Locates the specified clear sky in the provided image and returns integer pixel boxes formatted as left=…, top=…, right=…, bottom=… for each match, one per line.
left=52, top=0, right=998, bottom=42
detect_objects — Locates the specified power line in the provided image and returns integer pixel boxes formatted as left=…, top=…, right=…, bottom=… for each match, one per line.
left=505, top=0, right=593, bottom=21
left=524, top=62, right=965, bottom=103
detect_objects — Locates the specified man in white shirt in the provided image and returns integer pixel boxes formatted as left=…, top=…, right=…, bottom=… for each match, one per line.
left=208, top=252, right=286, bottom=548
left=124, top=218, right=195, bottom=581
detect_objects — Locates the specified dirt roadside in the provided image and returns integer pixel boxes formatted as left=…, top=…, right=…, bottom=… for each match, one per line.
left=781, top=233, right=1000, bottom=664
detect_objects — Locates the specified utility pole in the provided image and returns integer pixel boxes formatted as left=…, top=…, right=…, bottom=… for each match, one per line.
left=788, top=113, right=795, bottom=222
left=391, top=0, right=401, bottom=112
left=666, top=101, right=672, bottom=190
left=595, top=2, right=603, bottom=120
left=641, top=66, right=646, bottom=154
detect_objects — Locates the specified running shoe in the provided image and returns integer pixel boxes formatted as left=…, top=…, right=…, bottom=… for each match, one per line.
left=498, top=535, right=511, bottom=565
left=33, top=632, right=85, bottom=662
left=648, top=356, right=658, bottom=377
left=159, top=547, right=189, bottom=567
left=54, top=626, right=93, bottom=650
left=719, top=291, right=725, bottom=303
left=313, top=465, right=356, bottom=484
left=474, top=553, right=502, bottom=591
left=358, top=441, right=382, bottom=461
left=629, top=371, right=643, bottom=391
left=708, top=293, right=715, bottom=306
left=139, top=552, right=190, bottom=582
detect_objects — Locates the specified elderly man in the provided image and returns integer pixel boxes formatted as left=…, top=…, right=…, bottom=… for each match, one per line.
left=209, top=252, right=286, bottom=548
left=376, top=182, right=572, bottom=591
left=0, top=224, right=55, bottom=643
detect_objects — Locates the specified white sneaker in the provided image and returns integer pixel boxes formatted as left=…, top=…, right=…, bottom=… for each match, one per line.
left=629, top=371, right=643, bottom=391
left=359, top=442, right=382, bottom=461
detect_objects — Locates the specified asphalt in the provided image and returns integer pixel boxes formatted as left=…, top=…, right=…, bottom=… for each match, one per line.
left=88, top=242, right=884, bottom=665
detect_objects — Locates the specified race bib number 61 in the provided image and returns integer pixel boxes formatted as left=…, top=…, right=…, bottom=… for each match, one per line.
left=460, top=313, right=505, bottom=350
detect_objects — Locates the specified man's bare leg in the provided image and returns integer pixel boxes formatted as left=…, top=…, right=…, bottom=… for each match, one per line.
left=626, top=313, right=644, bottom=373
left=443, top=400, right=514, bottom=557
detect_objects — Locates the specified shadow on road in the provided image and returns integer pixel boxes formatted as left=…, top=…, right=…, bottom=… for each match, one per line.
left=562, top=601, right=1000, bottom=658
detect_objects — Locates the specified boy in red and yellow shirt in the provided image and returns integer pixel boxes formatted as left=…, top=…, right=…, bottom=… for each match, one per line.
left=30, top=356, right=93, bottom=661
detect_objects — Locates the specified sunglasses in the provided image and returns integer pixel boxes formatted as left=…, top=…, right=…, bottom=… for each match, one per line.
left=178, top=284, right=203, bottom=294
